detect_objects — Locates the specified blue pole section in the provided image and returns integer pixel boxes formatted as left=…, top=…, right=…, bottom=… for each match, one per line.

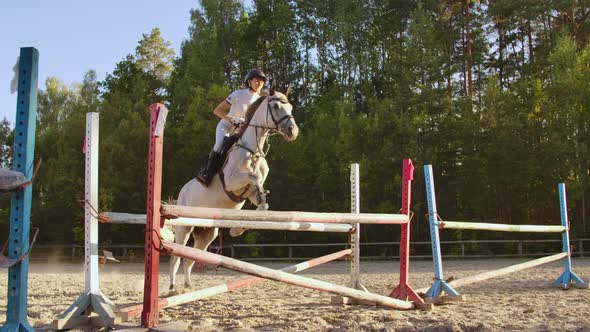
left=424, top=165, right=460, bottom=300
left=554, top=183, right=587, bottom=289
left=1, top=47, right=38, bottom=332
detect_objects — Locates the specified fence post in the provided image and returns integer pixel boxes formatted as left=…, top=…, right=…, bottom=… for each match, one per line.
left=579, top=240, right=584, bottom=257
left=518, top=241, right=523, bottom=257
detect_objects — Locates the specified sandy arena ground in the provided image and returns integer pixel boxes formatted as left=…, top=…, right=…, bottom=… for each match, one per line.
left=1, top=257, right=590, bottom=331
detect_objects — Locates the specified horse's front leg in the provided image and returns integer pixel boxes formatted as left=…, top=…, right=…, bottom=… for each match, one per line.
left=226, top=168, right=268, bottom=210
left=248, top=158, right=269, bottom=211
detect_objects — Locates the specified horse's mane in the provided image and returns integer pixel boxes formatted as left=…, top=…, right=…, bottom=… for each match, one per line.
left=237, top=95, right=267, bottom=137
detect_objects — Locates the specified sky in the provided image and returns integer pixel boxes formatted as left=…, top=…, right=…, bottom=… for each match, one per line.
left=0, top=1, right=201, bottom=127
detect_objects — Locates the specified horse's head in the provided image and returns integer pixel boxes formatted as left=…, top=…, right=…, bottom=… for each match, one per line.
left=267, top=85, right=299, bottom=142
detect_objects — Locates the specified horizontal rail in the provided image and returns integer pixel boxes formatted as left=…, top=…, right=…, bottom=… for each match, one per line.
left=161, top=205, right=409, bottom=225
left=162, top=240, right=415, bottom=310
left=101, top=212, right=146, bottom=225
left=102, top=212, right=353, bottom=233
left=440, top=221, right=566, bottom=233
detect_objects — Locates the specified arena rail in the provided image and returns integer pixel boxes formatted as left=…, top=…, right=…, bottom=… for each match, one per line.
left=422, top=164, right=588, bottom=305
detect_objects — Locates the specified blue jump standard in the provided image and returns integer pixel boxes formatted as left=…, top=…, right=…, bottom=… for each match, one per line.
left=423, top=165, right=461, bottom=301
left=1, top=47, right=39, bottom=332
left=553, top=183, right=587, bottom=289
left=423, top=165, right=586, bottom=303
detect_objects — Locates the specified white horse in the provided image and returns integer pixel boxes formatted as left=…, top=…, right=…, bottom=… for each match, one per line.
left=169, top=86, right=299, bottom=291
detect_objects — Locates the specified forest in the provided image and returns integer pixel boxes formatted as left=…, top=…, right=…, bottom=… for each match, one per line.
left=1, top=0, right=589, bottom=258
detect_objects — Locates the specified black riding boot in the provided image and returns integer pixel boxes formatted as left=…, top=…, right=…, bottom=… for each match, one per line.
left=196, top=150, right=223, bottom=187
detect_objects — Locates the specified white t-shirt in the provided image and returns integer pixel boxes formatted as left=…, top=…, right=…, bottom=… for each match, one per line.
left=225, top=88, right=260, bottom=119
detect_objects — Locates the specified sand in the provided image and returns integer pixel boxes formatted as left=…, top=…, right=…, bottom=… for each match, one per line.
left=1, top=257, right=590, bottom=331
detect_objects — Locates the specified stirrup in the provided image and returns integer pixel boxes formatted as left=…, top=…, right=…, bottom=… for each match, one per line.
left=0, top=227, right=39, bottom=268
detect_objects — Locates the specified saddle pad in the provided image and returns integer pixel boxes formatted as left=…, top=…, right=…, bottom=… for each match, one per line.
left=0, top=168, right=27, bottom=191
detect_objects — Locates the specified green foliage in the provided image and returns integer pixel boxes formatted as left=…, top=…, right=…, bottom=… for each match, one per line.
left=16, top=1, right=590, bottom=256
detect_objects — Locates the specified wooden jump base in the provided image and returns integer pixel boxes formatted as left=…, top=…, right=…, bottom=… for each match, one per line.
left=2, top=48, right=39, bottom=332
left=141, top=104, right=426, bottom=328
left=423, top=164, right=587, bottom=304
left=119, top=249, right=352, bottom=320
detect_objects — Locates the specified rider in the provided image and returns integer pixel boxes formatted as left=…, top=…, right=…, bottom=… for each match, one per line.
left=196, top=68, right=268, bottom=187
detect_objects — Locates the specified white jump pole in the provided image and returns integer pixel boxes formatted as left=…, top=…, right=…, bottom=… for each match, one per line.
left=101, top=213, right=353, bottom=233
left=350, top=163, right=363, bottom=290
left=53, top=113, right=120, bottom=330
left=161, top=205, right=409, bottom=225
left=162, top=240, right=415, bottom=310
left=416, top=252, right=568, bottom=294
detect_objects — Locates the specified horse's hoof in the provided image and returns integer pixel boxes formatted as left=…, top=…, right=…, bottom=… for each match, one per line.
left=184, top=283, right=191, bottom=289
left=256, top=203, right=269, bottom=211
left=229, top=228, right=247, bottom=237
left=167, top=286, right=179, bottom=296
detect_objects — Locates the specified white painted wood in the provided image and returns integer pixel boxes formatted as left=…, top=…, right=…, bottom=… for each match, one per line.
left=54, top=113, right=120, bottom=330
left=102, top=212, right=353, bottom=233
left=85, top=112, right=99, bottom=293
left=350, top=163, right=362, bottom=289
left=164, top=241, right=415, bottom=310
left=161, top=204, right=409, bottom=224
left=440, top=221, right=565, bottom=233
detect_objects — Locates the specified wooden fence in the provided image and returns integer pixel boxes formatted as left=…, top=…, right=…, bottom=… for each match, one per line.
left=29, top=238, right=590, bottom=262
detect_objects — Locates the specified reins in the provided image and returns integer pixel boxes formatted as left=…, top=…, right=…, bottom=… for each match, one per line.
left=222, top=94, right=292, bottom=202
left=236, top=96, right=292, bottom=159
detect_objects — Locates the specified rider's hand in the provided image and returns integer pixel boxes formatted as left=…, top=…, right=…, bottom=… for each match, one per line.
left=230, top=117, right=245, bottom=127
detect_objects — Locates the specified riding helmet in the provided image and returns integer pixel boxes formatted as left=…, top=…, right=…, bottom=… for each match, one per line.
left=244, top=68, right=268, bottom=85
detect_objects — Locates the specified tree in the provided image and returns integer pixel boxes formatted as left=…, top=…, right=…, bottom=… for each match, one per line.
left=135, top=28, right=176, bottom=101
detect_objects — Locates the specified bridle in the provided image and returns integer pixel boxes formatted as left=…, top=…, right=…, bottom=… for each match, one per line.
left=267, top=96, right=294, bottom=129
left=236, top=96, right=293, bottom=158
left=221, top=95, right=294, bottom=202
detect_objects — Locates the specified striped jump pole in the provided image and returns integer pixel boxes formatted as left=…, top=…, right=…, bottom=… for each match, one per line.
left=102, top=212, right=354, bottom=233
left=1, top=47, right=38, bottom=332
left=161, top=205, right=410, bottom=225
left=423, top=164, right=587, bottom=304
left=120, top=249, right=352, bottom=321
left=162, top=241, right=415, bottom=310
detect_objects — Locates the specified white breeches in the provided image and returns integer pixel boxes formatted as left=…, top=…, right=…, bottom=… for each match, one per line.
left=213, top=120, right=233, bottom=152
